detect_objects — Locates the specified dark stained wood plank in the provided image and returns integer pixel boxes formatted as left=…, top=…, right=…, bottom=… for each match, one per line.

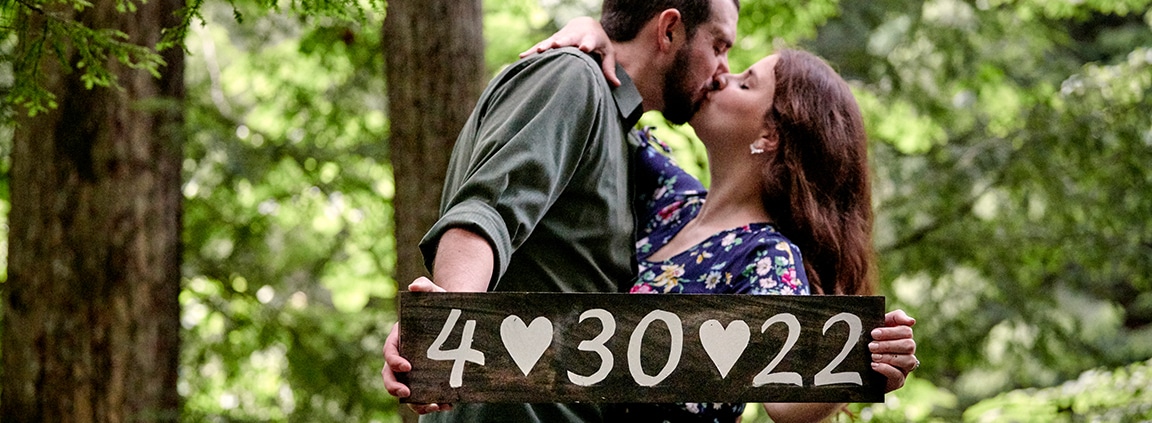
left=399, top=292, right=885, bottom=403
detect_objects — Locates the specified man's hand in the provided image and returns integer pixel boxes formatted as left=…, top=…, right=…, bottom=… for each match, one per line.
left=384, top=228, right=488, bottom=412
left=381, top=278, right=454, bottom=414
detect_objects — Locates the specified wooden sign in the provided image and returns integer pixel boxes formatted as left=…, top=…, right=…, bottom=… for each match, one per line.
left=399, top=292, right=885, bottom=404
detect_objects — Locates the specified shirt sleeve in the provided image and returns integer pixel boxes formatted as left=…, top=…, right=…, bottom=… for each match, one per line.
left=421, top=50, right=607, bottom=286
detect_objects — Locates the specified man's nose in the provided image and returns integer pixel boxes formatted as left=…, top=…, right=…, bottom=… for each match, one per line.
left=716, top=55, right=730, bottom=76
left=712, top=74, right=729, bottom=91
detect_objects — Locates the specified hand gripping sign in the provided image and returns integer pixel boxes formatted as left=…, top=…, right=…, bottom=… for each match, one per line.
left=398, top=292, right=885, bottom=403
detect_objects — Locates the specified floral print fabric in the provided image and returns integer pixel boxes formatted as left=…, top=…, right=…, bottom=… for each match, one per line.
left=631, top=131, right=810, bottom=297
left=619, top=130, right=811, bottom=422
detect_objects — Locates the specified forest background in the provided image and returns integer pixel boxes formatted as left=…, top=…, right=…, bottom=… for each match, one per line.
left=1, top=0, right=1151, bottom=421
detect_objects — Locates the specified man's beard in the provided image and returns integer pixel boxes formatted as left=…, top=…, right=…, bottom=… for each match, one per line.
left=661, top=46, right=703, bottom=125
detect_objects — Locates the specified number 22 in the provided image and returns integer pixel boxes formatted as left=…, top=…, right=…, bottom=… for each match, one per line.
left=753, top=312, right=864, bottom=387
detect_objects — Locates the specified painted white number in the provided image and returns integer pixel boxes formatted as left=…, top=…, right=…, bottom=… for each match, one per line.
left=567, top=309, right=616, bottom=386
left=628, top=310, right=683, bottom=386
left=427, top=309, right=485, bottom=388
left=753, top=313, right=803, bottom=387
left=814, top=312, right=863, bottom=386
left=426, top=307, right=869, bottom=389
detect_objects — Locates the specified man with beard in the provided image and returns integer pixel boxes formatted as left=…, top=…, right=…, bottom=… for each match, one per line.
left=381, top=1, right=738, bottom=421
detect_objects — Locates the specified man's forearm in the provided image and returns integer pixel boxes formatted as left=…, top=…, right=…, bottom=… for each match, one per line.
left=430, top=227, right=495, bottom=292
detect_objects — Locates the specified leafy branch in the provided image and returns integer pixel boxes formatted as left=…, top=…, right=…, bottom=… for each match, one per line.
left=10, top=0, right=45, bottom=13
left=158, top=0, right=203, bottom=53
left=2, top=0, right=179, bottom=119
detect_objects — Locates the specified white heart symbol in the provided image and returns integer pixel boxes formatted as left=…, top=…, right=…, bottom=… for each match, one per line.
left=500, top=315, right=554, bottom=376
left=699, top=319, right=750, bottom=378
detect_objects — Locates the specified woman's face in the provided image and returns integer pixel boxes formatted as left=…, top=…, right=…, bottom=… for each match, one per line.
left=689, top=54, right=780, bottom=146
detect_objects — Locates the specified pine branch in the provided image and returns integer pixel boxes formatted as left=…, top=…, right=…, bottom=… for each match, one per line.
left=11, top=0, right=44, bottom=14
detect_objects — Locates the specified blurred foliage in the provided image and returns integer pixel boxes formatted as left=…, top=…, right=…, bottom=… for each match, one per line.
left=963, top=358, right=1152, bottom=422
left=178, top=2, right=395, bottom=420
left=812, top=0, right=1152, bottom=412
left=2, top=0, right=1152, bottom=421
left=648, top=0, right=1152, bottom=421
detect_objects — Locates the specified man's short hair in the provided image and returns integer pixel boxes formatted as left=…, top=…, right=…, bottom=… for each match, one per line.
left=600, top=0, right=739, bottom=42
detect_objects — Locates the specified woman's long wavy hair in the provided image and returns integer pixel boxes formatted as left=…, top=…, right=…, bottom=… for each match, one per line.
left=760, top=49, right=876, bottom=296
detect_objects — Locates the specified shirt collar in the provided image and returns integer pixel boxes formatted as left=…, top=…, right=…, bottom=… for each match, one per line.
left=611, top=63, right=644, bottom=128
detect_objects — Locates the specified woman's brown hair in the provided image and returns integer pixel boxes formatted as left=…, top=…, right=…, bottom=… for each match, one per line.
left=759, top=49, right=877, bottom=296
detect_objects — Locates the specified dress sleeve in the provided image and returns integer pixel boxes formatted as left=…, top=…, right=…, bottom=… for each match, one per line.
left=723, top=231, right=811, bottom=296
left=421, top=50, right=606, bottom=285
left=633, top=132, right=706, bottom=228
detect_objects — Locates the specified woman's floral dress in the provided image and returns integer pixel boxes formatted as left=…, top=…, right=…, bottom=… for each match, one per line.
left=609, top=130, right=811, bottom=423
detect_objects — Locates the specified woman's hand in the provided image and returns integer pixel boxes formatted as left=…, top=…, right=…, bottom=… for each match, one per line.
left=519, top=17, right=620, bottom=87
left=381, top=277, right=454, bottom=414
left=869, top=309, right=918, bottom=393
left=763, top=310, right=918, bottom=422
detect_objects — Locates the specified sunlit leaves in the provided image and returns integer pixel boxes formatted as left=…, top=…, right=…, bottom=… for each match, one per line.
left=809, top=0, right=1152, bottom=414
left=848, top=376, right=960, bottom=422
left=0, top=0, right=380, bottom=121
left=855, top=89, right=945, bottom=154
left=981, top=0, right=1152, bottom=20
left=728, top=0, right=840, bottom=72
left=179, top=3, right=395, bottom=420
left=0, top=1, right=166, bottom=116
left=963, top=358, right=1152, bottom=421
left=483, top=0, right=556, bottom=73
left=222, top=0, right=382, bottom=25
left=1063, top=47, right=1152, bottom=107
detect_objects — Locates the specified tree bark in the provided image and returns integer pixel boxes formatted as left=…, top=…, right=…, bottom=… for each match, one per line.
left=384, top=2, right=484, bottom=293
left=2, top=0, right=185, bottom=421
left=383, top=2, right=484, bottom=421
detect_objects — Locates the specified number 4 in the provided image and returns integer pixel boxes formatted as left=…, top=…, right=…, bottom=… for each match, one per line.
left=427, top=309, right=486, bottom=388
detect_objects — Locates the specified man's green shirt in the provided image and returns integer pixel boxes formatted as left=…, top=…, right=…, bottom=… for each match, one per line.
left=418, top=47, right=643, bottom=423
left=420, top=47, right=642, bottom=295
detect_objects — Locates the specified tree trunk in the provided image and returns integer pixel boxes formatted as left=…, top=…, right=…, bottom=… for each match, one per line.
left=383, top=2, right=484, bottom=294
left=2, top=1, right=185, bottom=421
left=383, top=2, right=484, bottom=421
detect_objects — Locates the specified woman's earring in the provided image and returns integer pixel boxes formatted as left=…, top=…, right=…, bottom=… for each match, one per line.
left=749, top=143, right=765, bottom=155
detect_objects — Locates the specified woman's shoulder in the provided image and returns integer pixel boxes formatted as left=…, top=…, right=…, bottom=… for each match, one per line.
left=701, top=224, right=799, bottom=262
left=712, top=225, right=809, bottom=296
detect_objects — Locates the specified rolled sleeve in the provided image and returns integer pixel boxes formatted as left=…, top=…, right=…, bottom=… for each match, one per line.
left=419, top=200, right=512, bottom=278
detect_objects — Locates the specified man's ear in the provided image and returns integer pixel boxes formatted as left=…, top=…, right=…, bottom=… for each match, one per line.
left=654, top=9, right=685, bottom=52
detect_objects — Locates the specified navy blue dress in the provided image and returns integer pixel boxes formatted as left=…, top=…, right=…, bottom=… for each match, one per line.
left=612, top=130, right=811, bottom=422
